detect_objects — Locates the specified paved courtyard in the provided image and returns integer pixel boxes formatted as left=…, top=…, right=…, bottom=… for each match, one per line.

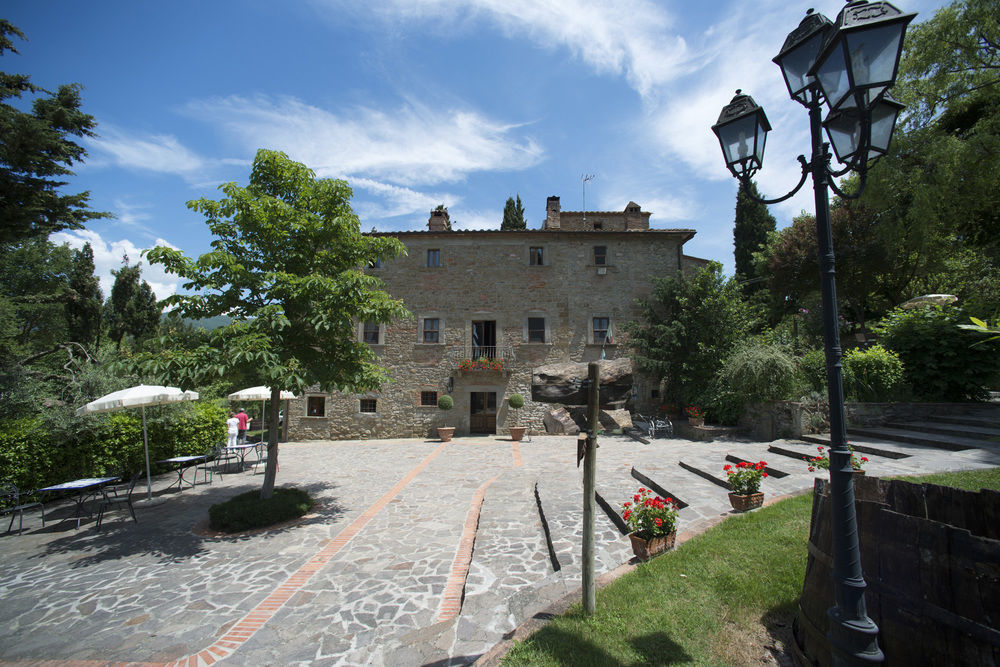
left=2, top=433, right=999, bottom=666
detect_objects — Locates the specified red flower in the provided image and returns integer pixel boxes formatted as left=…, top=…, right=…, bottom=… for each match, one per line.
left=723, top=464, right=732, bottom=471
left=623, top=510, right=631, bottom=520
left=623, top=501, right=631, bottom=507
left=655, top=518, right=663, bottom=527
left=762, top=472, right=768, bottom=477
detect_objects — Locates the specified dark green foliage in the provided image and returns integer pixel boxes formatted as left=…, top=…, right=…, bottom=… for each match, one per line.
left=65, top=242, right=103, bottom=348
left=0, top=401, right=225, bottom=493
left=797, top=348, right=829, bottom=395
left=208, top=487, right=313, bottom=532
left=0, top=21, right=108, bottom=245
left=733, top=181, right=775, bottom=291
left=507, top=393, right=524, bottom=409
left=712, top=343, right=795, bottom=424
left=875, top=305, right=1000, bottom=401
left=624, top=262, right=761, bottom=409
left=842, top=344, right=904, bottom=402
left=105, top=259, right=161, bottom=350
left=501, top=194, right=527, bottom=230
left=438, top=394, right=454, bottom=410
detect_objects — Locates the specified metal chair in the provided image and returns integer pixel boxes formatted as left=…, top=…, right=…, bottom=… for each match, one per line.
left=96, top=472, right=141, bottom=527
left=1, top=483, right=45, bottom=535
left=253, top=442, right=269, bottom=475
left=194, top=447, right=215, bottom=485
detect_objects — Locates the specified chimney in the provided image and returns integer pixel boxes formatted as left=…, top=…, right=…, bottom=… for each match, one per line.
left=624, top=201, right=648, bottom=231
left=428, top=207, right=451, bottom=231
left=543, top=196, right=561, bottom=230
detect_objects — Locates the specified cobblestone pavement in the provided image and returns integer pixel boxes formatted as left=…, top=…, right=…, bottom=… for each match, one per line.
left=2, top=434, right=998, bottom=666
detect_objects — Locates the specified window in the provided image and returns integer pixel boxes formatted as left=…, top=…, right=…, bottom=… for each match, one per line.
left=593, top=317, right=611, bottom=344
left=363, top=322, right=380, bottom=344
left=427, top=249, right=441, bottom=267
left=593, top=222, right=603, bottom=230
left=593, top=246, right=607, bottom=265
left=529, top=247, right=544, bottom=266
left=422, top=318, right=440, bottom=343
left=527, top=317, right=546, bottom=343
left=360, top=399, right=377, bottom=413
left=307, top=396, right=326, bottom=417
left=420, top=390, right=438, bottom=406
left=651, top=388, right=660, bottom=399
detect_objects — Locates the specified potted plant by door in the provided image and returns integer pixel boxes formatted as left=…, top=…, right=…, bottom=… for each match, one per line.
left=723, top=461, right=768, bottom=511
left=621, top=488, right=680, bottom=561
left=507, top=393, right=526, bottom=441
left=437, top=394, right=455, bottom=442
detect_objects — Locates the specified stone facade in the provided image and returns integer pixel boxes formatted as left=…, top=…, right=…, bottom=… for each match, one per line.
left=287, top=197, right=699, bottom=440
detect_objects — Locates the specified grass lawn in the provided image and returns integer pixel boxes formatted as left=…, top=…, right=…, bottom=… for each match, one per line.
left=503, top=467, right=1000, bottom=666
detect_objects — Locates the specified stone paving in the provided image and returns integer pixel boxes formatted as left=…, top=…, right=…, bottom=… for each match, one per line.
left=2, top=432, right=1000, bottom=666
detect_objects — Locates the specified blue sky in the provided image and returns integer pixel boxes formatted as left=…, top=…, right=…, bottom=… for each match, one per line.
left=7, top=0, right=947, bottom=299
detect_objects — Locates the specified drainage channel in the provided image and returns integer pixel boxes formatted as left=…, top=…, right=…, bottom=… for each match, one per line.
left=533, top=481, right=561, bottom=572
left=724, top=454, right=790, bottom=478
left=676, top=460, right=731, bottom=491
left=630, top=467, right=691, bottom=508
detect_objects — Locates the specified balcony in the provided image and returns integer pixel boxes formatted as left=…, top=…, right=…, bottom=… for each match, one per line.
left=455, top=344, right=514, bottom=374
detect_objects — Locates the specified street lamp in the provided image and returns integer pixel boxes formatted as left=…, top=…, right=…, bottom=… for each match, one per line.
left=712, top=2, right=915, bottom=665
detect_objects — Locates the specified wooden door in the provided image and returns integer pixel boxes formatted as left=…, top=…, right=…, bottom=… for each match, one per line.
left=472, top=320, right=497, bottom=359
left=469, top=391, right=497, bottom=433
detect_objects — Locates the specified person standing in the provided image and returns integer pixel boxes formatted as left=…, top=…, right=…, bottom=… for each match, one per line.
left=226, top=412, right=239, bottom=448
left=236, top=407, right=250, bottom=445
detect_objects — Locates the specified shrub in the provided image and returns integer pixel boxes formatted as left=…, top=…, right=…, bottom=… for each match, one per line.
left=508, top=393, right=525, bottom=409
left=797, top=348, right=828, bottom=395
left=875, top=305, right=1000, bottom=401
left=711, top=343, right=795, bottom=424
left=208, top=487, right=314, bottom=532
left=842, top=344, right=904, bottom=402
left=438, top=394, right=453, bottom=410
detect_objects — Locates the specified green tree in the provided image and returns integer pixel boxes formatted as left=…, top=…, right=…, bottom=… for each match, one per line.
left=623, top=262, right=760, bottom=410
left=733, top=181, right=775, bottom=291
left=65, top=242, right=103, bottom=349
left=137, top=149, right=410, bottom=498
left=105, top=258, right=161, bottom=350
left=501, top=194, right=527, bottom=230
left=0, top=21, right=108, bottom=245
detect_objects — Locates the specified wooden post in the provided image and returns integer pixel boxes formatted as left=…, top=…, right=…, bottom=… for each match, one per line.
left=582, top=361, right=600, bottom=615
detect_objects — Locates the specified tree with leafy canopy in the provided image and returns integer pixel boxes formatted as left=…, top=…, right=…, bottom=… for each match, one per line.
left=501, top=194, right=527, bottom=230
left=105, top=257, right=161, bottom=351
left=623, top=262, right=760, bottom=411
left=135, top=149, right=410, bottom=498
left=0, top=21, right=108, bottom=246
left=65, top=242, right=103, bottom=349
left=732, top=181, right=775, bottom=292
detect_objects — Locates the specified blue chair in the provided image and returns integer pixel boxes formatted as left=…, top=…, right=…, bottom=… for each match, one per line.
left=1, top=484, right=45, bottom=535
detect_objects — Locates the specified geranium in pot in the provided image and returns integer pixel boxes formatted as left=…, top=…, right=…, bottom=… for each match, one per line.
left=724, top=461, right=768, bottom=511
left=620, top=488, right=679, bottom=561
left=507, top=393, right=526, bottom=441
left=684, top=405, right=705, bottom=427
left=437, top=394, right=455, bottom=442
left=807, top=445, right=868, bottom=474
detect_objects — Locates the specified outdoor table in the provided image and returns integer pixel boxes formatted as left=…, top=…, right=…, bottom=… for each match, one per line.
left=225, top=444, right=257, bottom=471
left=156, top=454, right=210, bottom=490
left=37, top=477, right=119, bottom=528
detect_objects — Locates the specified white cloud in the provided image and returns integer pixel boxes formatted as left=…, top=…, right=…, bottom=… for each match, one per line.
left=183, top=95, right=544, bottom=187
left=349, top=178, right=457, bottom=224
left=87, top=127, right=206, bottom=178
left=51, top=229, right=181, bottom=302
left=322, top=0, right=691, bottom=97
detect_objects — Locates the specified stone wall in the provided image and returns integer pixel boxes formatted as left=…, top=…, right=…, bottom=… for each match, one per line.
left=287, top=228, right=690, bottom=440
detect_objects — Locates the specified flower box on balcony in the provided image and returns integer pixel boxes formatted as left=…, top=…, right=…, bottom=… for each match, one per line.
left=458, top=357, right=505, bottom=373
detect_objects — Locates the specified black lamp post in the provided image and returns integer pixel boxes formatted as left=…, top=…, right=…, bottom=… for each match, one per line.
left=712, top=2, right=914, bottom=665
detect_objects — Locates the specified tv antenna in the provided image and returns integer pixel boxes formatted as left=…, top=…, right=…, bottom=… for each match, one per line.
left=581, top=173, right=596, bottom=223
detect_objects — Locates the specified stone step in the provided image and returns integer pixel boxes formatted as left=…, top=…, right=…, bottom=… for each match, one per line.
left=884, top=419, right=1000, bottom=442
left=924, top=413, right=1000, bottom=429
left=796, top=434, right=914, bottom=459
left=846, top=426, right=981, bottom=451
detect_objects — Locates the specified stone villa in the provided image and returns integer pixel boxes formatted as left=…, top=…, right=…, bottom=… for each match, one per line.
left=286, top=196, right=705, bottom=440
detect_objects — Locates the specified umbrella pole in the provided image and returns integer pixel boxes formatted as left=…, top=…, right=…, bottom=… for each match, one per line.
left=142, top=405, right=152, bottom=501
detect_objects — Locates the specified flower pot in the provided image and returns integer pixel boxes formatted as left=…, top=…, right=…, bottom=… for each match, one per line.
left=437, top=427, right=455, bottom=442
left=853, top=469, right=866, bottom=476
left=688, top=417, right=705, bottom=427
left=508, top=426, right=526, bottom=441
left=728, top=491, right=764, bottom=512
left=628, top=530, right=677, bottom=561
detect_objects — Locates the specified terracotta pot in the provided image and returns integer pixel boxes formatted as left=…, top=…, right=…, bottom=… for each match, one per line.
left=437, top=427, right=455, bottom=442
left=508, top=426, right=526, bottom=441
left=688, top=417, right=705, bottom=427
left=728, top=491, right=764, bottom=512
left=853, top=469, right=866, bottom=476
left=628, top=530, right=677, bottom=561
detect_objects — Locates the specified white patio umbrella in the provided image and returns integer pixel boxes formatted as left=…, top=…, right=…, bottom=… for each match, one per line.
left=227, top=386, right=296, bottom=442
left=76, top=385, right=200, bottom=501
